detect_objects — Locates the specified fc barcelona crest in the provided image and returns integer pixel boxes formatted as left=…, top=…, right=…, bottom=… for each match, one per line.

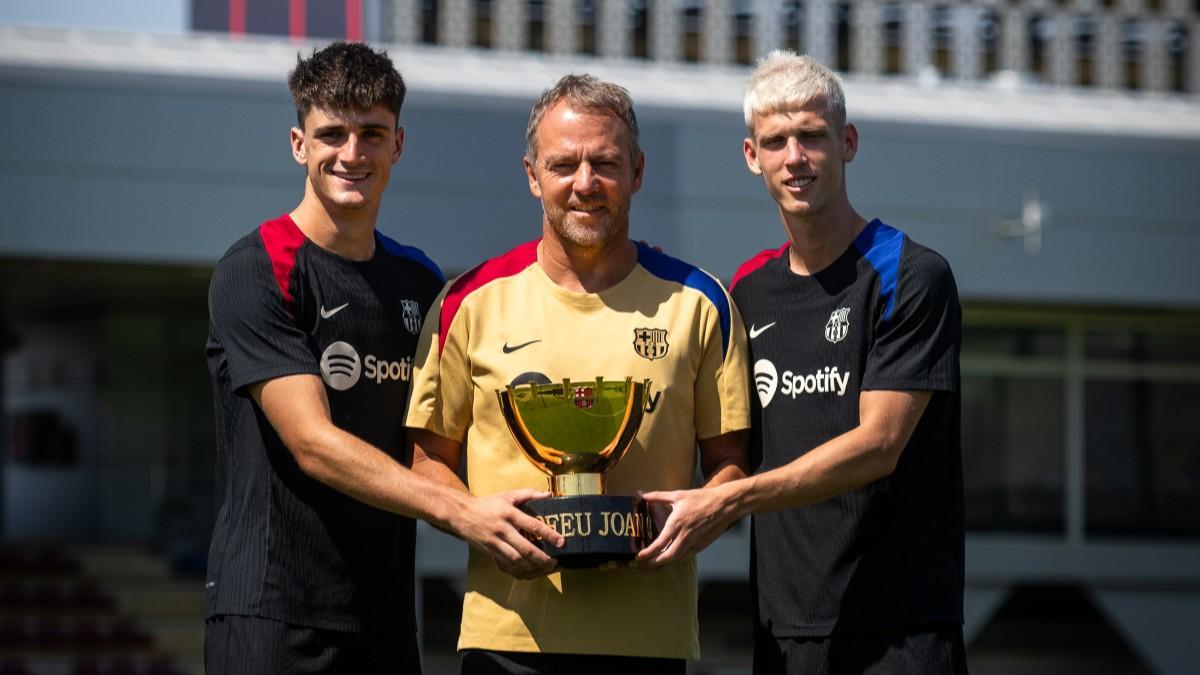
left=633, top=328, right=669, bottom=361
left=401, top=299, right=422, bottom=335
left=825, top=307, right=850, bottom=344
left=572, top=386, right=596, bottom=409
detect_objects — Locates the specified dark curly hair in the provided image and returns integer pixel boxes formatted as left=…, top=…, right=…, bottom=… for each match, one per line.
left=287, top=42, right=406, bottom=128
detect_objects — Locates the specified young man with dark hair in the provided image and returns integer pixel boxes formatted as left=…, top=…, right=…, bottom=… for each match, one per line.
left=405, top=73, right=751, bottom=675
left=637, top=51, right=966, bottom=674
left=204, top=42, right=561, bottom=674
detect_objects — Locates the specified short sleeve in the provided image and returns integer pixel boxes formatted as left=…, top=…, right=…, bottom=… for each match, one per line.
left=862, top=247, right=960, bottom=392
left=404, top=284, right=473, bottom=442
left=208, top=245, right=319, bottom=392
left=694, top=284, right=752, bottom=440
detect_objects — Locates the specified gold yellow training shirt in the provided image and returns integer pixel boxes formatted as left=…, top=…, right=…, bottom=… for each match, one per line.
left=406, top=239, right=750, bottom=659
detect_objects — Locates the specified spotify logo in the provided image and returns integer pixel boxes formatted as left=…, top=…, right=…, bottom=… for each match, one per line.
left=320, top=341, right=361, bottom=391
left=754, top=359, right=778, bottom=408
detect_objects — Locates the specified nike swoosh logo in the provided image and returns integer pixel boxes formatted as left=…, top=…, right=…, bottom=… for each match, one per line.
left=320, top=303, right=349, bottom=319
left=749, top=322, right=776, bottom=339
left=502, top=339, right=542, bottom=354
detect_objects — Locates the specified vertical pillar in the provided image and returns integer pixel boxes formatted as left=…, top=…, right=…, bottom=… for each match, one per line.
left=903, top=0, right=931, bottom=76
left=1048, top=11, right=1074, bottom=86
left=953, top=3, right=982, bottom=80
left=650, top=0, right=680, bottom=61
left=389, top=0, right=421, bottom=43
left=1065, top=322, right=1085, bottom=547
left=805, top=0, right=835, bottom=67
left=851, top=0, right=883, bottom=76
left=495, top=0, right=528, bottom=51
left=1192, top=19, right=1200, bottom=95
left=439, top=0, right=472, bottom=47
left=753, top=0, right=783, bottom=60
left=598, top=0, right=631, bottom=58
left=703, top=0, right=733, bottom=64
left=1000, top=3, right=1028, bottom=74
left=1096, top=12, right=1121, bottom=89
left=1141, top=17, right=1170, bottom=91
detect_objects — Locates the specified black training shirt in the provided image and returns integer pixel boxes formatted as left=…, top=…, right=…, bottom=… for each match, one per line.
left=204, top=214, right=443, bottom=633
left=731, top=219, right=963, bottom=637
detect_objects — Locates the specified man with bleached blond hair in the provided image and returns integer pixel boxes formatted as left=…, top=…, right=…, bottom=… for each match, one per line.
left=638, top=51, right=967, bottom=674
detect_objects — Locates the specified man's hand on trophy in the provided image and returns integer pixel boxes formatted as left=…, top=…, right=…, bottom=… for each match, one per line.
left=634, top=484, right=738, bottom=569
left=455, top=489, right=565, bottom=579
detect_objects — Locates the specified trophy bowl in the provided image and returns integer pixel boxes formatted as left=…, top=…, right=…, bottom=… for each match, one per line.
left=497, top=377, right=655, bottom=568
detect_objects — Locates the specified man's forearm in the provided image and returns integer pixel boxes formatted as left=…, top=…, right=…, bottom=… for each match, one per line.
left=411, top=442, right=470, bottom=492
left=717, top=411, right=915, bottom=518
left=702, top=459, right=748, bottom=488
left=737, top=389, right=930, bottom=515
left=290, top=423, right=468, bottom=530
left=698, top=429, right=750, bottom=488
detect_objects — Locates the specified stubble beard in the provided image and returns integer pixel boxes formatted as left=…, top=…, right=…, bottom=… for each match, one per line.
left=544, top=201, right=630, bottom=249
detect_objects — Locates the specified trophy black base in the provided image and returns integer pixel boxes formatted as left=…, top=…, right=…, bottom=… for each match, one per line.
left=520, top=494, right=656, bottom=569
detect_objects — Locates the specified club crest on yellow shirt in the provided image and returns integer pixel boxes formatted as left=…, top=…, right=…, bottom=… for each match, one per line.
left=633, top=328, right=669, bottom=361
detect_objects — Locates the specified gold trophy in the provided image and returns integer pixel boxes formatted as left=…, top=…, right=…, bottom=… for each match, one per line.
left=497, top=377, right=655, bottom=568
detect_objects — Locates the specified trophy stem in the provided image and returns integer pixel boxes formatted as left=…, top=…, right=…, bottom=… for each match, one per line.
left=552, top=473, right=604, bottom=496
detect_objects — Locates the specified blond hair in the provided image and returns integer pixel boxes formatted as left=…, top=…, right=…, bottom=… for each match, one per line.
left=743, top=51, right=846, bottom=132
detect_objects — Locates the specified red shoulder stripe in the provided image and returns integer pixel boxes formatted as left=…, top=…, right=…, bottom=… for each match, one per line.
left=258, top=214, right=307, bottom=316
left=439, top=239, right=540, bottom=353
left=730, top=243, right=788, bottom=290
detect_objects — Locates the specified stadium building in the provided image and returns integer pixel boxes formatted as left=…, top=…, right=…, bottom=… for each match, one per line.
left=1, top=0, right=1198, bottom=672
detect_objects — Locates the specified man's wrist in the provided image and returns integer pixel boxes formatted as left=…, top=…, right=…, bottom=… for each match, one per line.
left=431, top=487, right=472, bottom=533
left=717, top=477, right=755, bottom=522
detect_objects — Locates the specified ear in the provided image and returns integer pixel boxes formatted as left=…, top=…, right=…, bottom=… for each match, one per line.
left=743, top=137, right=762, bottom=175
left=524, top=156, right=542, bottom=199
left=392, top=126, right=405, bottom=164
left=842, top=123, right=859, bottom=163
left=290, top=127, right=306, bottom=166
left=630, top=151, right=645, bottom=195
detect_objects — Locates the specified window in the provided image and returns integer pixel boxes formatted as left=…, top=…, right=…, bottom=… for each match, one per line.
left=962, top=324, right=1066, bottom=532
left=962, top=308, right=1200, bottom=541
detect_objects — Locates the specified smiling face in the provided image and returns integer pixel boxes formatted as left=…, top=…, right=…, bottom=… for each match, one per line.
left=290, top=104, right=403, bottom=216
left=524, top=102, right=644, bottom=249
left=744, top=101, right=857, bottom=227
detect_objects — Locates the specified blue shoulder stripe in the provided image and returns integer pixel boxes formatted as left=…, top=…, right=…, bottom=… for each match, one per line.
left=636, top=242, right=731, bottom=356
left=378, top=233, right=446, bottom=284
left=852, top=219, right=905, bottom=321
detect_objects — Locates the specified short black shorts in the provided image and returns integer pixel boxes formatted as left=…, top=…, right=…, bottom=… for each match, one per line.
left=205, top=614, right=421, bottom=675
left=460, top=649, right=686, bottom=675
left=753, top=624, right=968, bottom=675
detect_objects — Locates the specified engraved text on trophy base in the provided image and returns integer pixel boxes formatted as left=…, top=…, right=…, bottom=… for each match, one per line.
left=534, top=510, right=650, bottom=539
